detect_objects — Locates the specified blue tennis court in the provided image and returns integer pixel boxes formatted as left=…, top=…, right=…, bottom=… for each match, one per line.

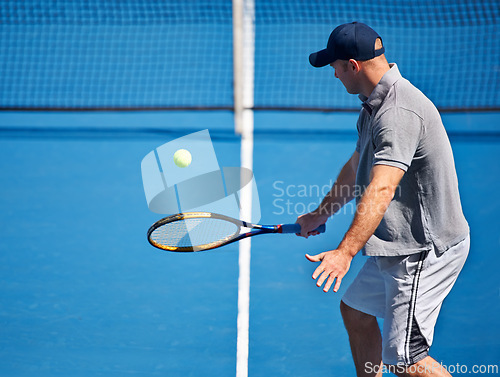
left=0, top=110, right=498, bottom=376
left=0, top=1, right=499, bottom=376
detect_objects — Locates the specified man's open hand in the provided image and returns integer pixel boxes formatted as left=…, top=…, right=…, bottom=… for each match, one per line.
left=305, top=249, right=353, bottom=292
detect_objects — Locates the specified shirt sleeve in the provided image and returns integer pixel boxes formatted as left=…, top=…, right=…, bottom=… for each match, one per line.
left=372, top=107, right=422, bottom=171
left=355, top=116, right=362, bottom=153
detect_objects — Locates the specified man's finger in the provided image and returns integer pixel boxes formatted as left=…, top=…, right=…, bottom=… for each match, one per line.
left=316, top=270, right=329, bottom=287
left=299, top=224, right=309, bottom=238
left=295, top=221, right=307, bottom=238
left=312, top=264, right=325, bottom=280
left=305, top=252, right=324, bottom=263
left=323, top=274, right=336, bottom=292
left=297, top=229, right=308, bottom=238
left=333, top=276, right=343, bottom=292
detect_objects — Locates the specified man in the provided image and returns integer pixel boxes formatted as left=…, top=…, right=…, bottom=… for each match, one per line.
left=296, top=22, right=469, bottom=377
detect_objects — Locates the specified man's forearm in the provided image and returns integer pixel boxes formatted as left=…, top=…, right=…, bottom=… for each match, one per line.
left=316, top=160, right=357, bottom=217
left=337, top=166, right=403, bottom=257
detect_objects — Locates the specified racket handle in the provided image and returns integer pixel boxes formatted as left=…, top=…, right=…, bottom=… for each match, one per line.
left=280, top=223, right=326, bottom=234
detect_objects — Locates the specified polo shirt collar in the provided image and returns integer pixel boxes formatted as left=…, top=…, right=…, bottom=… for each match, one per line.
left=359, top=63, right=401, bottom=116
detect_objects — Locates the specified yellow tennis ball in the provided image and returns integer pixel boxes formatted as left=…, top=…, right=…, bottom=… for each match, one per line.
left=173, top=149, right=192, bottom=168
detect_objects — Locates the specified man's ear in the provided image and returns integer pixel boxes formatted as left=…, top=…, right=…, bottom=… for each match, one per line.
left=348, top=59, right=361, bottom=73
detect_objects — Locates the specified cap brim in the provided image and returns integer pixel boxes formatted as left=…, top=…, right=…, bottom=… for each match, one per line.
left=309, top=49, right=335, bottom=68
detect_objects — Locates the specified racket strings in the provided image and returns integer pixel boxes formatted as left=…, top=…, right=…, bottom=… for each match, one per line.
left=150, top=217, right=240, bottom=249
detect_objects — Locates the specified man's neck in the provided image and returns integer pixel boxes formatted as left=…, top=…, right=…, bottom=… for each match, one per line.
left=360, top=63, right=391, bottom=98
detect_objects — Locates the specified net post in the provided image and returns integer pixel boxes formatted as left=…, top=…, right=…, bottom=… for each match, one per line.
left=233, top=0, right=244, bottom=135
left=233, top=0, right=254, bottom=135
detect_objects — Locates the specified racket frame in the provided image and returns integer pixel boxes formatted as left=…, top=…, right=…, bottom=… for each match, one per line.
left=147, top=212, right=282, bottom=252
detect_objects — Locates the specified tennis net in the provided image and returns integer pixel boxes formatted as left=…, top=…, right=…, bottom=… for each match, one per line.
left=0, top=0, right=498, bottom=111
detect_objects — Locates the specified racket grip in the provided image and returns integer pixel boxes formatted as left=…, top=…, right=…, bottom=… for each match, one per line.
left=280, top=223, right=326, bottom=234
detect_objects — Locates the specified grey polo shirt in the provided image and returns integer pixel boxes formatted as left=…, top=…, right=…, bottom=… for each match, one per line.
left=356, top=63, right=469, bottom=257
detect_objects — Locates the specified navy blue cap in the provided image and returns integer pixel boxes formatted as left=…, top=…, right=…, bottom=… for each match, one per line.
left=309, top=22, right=385, bottom=67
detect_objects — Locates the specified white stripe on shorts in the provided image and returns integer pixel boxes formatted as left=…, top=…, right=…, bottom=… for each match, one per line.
left=404, top=251, right=427, bottom=365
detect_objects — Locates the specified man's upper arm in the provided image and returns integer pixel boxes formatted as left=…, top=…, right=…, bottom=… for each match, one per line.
left=369, top=164, right=405, bottom=195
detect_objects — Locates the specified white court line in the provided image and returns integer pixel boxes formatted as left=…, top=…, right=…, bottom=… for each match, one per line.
left=236, top=236, right=251, bottom=377
left=236, top=111, right=254, bottom=377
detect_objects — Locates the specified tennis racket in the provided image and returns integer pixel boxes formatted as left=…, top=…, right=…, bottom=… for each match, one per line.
left=147, top=212, right=326, bottom=252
